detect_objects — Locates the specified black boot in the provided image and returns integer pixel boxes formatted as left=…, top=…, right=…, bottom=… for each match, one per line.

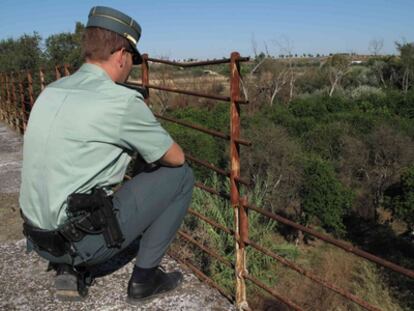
left=127, top=267, right=183, bottom=304
left=53, top=264, right=90, bottom=301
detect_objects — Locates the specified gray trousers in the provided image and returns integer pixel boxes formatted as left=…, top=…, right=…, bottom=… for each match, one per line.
left=35, top=163, right=194, bottom=269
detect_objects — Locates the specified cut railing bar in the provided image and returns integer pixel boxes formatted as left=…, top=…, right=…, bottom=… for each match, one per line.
left=185, top=153, right=251, bottom=186
left=126, top=81, right=248, bottom=104
left=146, top=57, right=250, bottom=68
left=246, top=239, right=382, bottom=311
left=168, top=251, right=235, bottom=303
left=243, top=274, right=304, bottom=311
left=177, top=230, right=234, bottom=268
left=195, top=181, right=230, bottom=200
left=188, top=208, right=234, bottom=236
left=244, top=202, right=414, bottom=280
left=156, top=113, right=251, bottom=146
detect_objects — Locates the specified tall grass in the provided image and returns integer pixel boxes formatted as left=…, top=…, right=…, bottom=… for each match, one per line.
left=175, top=174, right=300, bottom=295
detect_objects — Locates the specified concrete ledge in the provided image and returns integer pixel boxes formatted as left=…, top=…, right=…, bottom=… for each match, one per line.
left=0, top=240, right=235, bottom=310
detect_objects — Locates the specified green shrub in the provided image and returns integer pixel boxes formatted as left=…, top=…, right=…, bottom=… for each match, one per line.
left=302, top=122, right=349, bottom=161
left=300, top=158, right=354, bottom=236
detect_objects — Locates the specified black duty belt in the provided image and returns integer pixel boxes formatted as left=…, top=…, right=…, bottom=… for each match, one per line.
left=21, top=188, right=124, bottom=258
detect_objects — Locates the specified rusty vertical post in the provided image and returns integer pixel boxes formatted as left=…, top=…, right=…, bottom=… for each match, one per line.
left=39, top=68, right=45, bottom=91
left=0, top=74, right=4, bottom=120
left=27, top=71, right=35, bottom=108
left=55, top=65, right=61, bottom=80
left=4, top=74, right=11, bottom=125
left=63, top=64, right=70, bottom=76
left=0, top=74, right=6, bottom=121
left=18, top=72, right=26, bottom=133
left=230, top=52, right=249, bottom=310
left=10, top=72, right=18, bottom=130
left=239, top=196, right=249, bottom=248
left=141, top=53, right=149, bottom=98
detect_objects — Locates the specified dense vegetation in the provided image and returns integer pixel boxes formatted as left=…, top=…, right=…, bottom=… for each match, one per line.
left=162, top=46, right=414, bottom=309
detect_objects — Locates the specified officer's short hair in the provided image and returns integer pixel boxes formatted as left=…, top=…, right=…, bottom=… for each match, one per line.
left=81, top=26, right=131, bottom=62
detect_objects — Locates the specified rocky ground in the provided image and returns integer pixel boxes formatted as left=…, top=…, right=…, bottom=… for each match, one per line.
left=0, top=122, right=235, bottom=311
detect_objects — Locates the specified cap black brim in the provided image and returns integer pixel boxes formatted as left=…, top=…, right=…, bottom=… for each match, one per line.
left=130, top=44, right=142, bottom=65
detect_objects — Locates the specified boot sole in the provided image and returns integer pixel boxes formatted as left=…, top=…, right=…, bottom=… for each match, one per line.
left=56, top=289, right=86, bottom=301
left=55, top=274, right=88, bottom=301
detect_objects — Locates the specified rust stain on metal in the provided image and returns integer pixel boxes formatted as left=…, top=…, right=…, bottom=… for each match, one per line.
left=27, top=71, right=34, bottom=107
left=39, top=68, right=45, bottom=91
left=155, top=113, right=251, bottom=146
left=230, top=51, right=248, bottom=310
left=185, top=153, right=250, bottom=186
left=239, top=197, right=249, bottom=249
left=18, top=72, right=26, bottom=133
left=141, top=53, right=149, bottom=98
left=195, top=181, right=230, bottom=200
left=178, top=230, right=233, bottom=268
left=188, top=208, right=234, bottom=236
left=10, top=73, right=18, bottom=130
left=147, top=56, right=249, bottom=68
left=55, top=65, right=61, bottom=80
left=63, top=64, right=70, bottom=76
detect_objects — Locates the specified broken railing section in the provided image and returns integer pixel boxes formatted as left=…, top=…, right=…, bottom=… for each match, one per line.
left=1, top=53, right=413, bottom=311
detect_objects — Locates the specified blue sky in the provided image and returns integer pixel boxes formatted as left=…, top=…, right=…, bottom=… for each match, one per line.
left=0, top=0, right=413, bottom=59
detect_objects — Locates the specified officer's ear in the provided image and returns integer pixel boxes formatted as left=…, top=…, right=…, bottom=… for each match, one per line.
left=111, top=48, right=127, bottom=68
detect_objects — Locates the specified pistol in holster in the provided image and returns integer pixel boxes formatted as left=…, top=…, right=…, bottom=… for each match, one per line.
left=66, top=188, right=124, bottom=248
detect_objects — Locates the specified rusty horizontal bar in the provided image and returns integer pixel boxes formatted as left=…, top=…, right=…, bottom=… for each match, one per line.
left=127, top=81, right=248, bottom=104
left=244, top=202, right=414, bottom=280
left=178, top=230, right=234, bottom=268
left=195, top=181, right=230, bottom=200
left=168, top=250, right=235, bottom=303
left=243, top=273, right=303, bottom=311
left=246, top=239, right=381, bottom=311
left=185, top=153, right=251, bottom=186
left=146, top=57, right=250, bottom=68
left=156, top=113, right=252, bottom=146
left=188, top=208, right=234, bottom=236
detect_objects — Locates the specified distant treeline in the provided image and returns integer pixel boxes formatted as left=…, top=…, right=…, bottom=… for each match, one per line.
left=0, top=22, right=84, bottom=73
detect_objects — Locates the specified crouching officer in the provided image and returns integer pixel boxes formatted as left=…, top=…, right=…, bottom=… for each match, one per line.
left=19, top=6, right=194, bottom=303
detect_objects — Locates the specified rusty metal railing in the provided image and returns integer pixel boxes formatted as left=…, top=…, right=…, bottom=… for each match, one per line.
left=0, top=53, right=413, bottom=311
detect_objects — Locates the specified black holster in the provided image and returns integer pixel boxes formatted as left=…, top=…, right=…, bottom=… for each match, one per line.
left=66, top=188, right=124, bottom=248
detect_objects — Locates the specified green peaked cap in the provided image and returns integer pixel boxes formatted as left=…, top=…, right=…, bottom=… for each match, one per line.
left=86, top=6, right=142, bottom=64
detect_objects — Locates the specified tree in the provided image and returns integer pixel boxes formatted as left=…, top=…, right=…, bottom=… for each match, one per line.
left=300, top=158, right=353, bottom=236
left=44, top=22, right=84, bottom=69
left=0, top=32, right=43, bottom=72
left=395, top=41, right=414, bottom=94
left=273, top=36, right=296, bottom=102
left=368, top=38, right=384, bottom=56
left=324, top=54, right=351, bottom=97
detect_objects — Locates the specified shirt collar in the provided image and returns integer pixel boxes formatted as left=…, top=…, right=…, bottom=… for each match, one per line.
left=78, top=63, right=113, bottom=81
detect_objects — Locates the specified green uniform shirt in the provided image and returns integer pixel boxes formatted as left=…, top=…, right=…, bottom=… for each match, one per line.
left=19, top=63, right=173, bottom=230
